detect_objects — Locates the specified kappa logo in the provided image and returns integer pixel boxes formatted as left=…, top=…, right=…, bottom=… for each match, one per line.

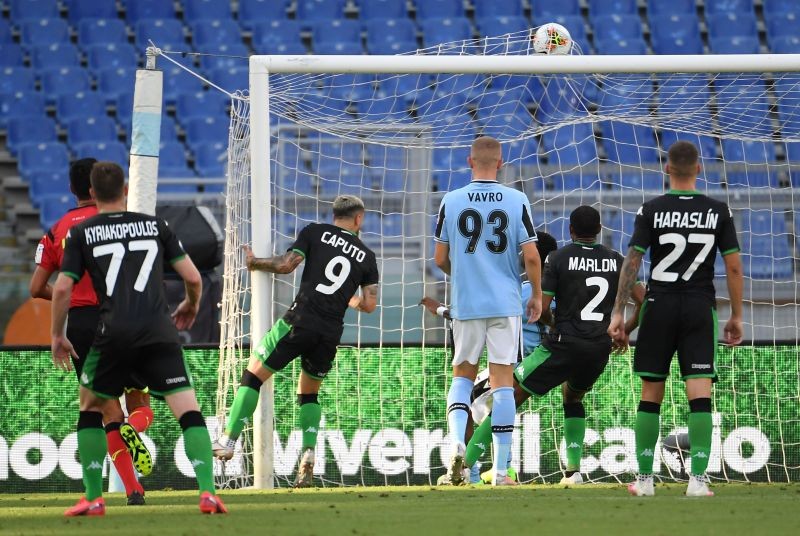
left=305, top=427, right=317, bottom=433
left=475, top=442, right=486, bottom=452
left=88, top=460, right=102, bottom=470
left=239, top=417, right=250, bottom=425
left=640, top=448, right=654, bottom=457
left=516, top=364, right=525, bottom=377
left=191, top=458, right=204, bottom=468
left=256, top=345, right=265, bottom=356
left=636, top=206, right=644, bottom=216
left=694, top=452, right=708, bottom=459
left=567, top=442, right=581, bottom=449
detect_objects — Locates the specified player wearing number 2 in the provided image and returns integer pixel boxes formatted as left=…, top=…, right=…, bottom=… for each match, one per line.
left=212, top=195, right=379, bottom=488
left=608, top=141, right=744, bottom=498
left=434, top=136, right=542, bottom=486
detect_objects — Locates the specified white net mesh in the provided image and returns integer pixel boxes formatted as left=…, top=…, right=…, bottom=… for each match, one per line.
left=214, top=28, right=799, bottom=488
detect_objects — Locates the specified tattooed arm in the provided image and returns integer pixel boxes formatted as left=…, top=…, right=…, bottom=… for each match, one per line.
left=350, top=284, right=379, bottom=313
left=608, top=247, right=644, bottom=343
left=243, top=245, right=304, bottom=274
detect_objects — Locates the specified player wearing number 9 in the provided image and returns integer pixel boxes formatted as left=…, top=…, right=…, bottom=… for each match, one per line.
left=608, top=141, right=745, bottom=498
left=212, top=195, right=380, bottom=489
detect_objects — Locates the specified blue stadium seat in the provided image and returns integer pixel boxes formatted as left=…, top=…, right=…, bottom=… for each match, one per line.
left=647, top=0, right=695, bottom=15
left=740, top=210, right=793, bottom=280
left=358, top=0, right=408, bottom=21
left=765, top=11, right=800, bottom=43
left=604, top=212, right=638, bottom=254
left=253, top=40, right=307, bottom=54
left=9, top=0, right=59, bottom=22
left=183, top=0, right=232, bottom=22
left=710, top=35, right=760, bottom=54
left=162, top=64, right=207, bottom=104
left=707, top=12, right=758, bottom=40
left=39, top=194, right=74, bottom=229
left=87, top=43, right=140, bottom=72
left=65, top=0, right=118, bottom=23
left=97, top=67, right=136, bottom=103
left=0, top=43, right=23, bottom=66
left=252, top=20, right=303, bottom=51
left=599, top=121, right=659, bottom=163
left=705, top=0, right=754, bottom=15
left=365, top=18, right=417, bottom=49
left=531, top=0, right=579, bottom=19
left=659, top=130, right=721, bottom=186
left=366, top=40, right=417, bottom=54
left=476, top=16, right=529, bottom=37
left=0, top=19, right=12, bottom=43
left=473, top=0, right=523, bottom=19
left=775, top=78, right=800, bottom=136
left=658, top=75, right=711, bottom=114
left=592, top=14, right=643, bottom=42
left=191, top=19, right=242, bottom=46
left=543, top=15, right=586, bottom=40
left=595, top=37, right=648, bottom=54
left=536, top=77, right=589, bottom=123
left=237, top=0, right=289, bottom=31
left=413, top=88, right=468, bottom=117
left=192, top=141, right=227, bottom=177
left=197, top=43, right=249, bottom=71
left=0, top=67, right=35, bottom=94
left=650, top=13, right=702, bottom=54
left=67, top=116, right=119, bottom=147
left=57, top=91, right=108, bottom=123
left=0, top=92, right=45, bottom=128
left=28, top=169, right=71, bottom=202
left=589, top=0, right=636, bottom=16
left=314, top=41, right=364, bottom=54
left=296, top=0, right=347, bottom=25
left=764, top=0, right=798, bottom=16
left=72, top=141, right=129, bottom=168
left=177, top=91, right=229, bottom=120
left=479, top=110, right=533, bottom=139
left=415, top=0, right=464, bottom=19
left=183, top=116, right=229, bottom=147
left=113, top=91, right=133, bottom=123
left=783, top=142, right=800, bottom=186
left=135, top=19, right=186, bottom=49
left=31, top=43, right=82, bottom=69
left=721, top=139, right=778, bottom=188
left=313, top=19, right=361, bottom=45
left=125, top=0, right=177, bottom=23
left=420, top=17, right=473, bottom=48
left=40, top=67, right=92, bottom=100
left=158, top=141, right=190, bottom=169
left=473, top=87, right=530, bottom=116
left=18, top=142, right=70, bottom=179
left=770, top=35, right=800, bottom=53
left=503, top=137, right=539, bottom=166
left=6, top=116, right=57, bottom=155
left=715, top=79, right=772, bottom=136
left=19, top=18, right=69, bottom=46
left=597, top=78, right=652, bottom=116
left=206, top=66, right=247, bottom=93
left=78, top=19, right=128, bottom=48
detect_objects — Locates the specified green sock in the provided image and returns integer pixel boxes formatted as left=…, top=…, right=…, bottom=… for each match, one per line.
left=688, top=409, right=712, bottom=475
left=225, top=385, right=260, bottom=439
left=465, top=418, right=492, bottom=467
left=77, top=414, right=107, bottom=501
left=299, top=402, right=322, bottom=450
left=635, top=402, right=661, bottom=474
left=564, top=417, right=586, bottom=471
left=183, top=426, right=215, bottom=494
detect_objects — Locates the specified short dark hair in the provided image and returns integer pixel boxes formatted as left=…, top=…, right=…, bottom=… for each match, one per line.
left=69, top=158, right=96, bottom=200
left=570, top=205, right=601, bottom=238
left=667, top=140, right=699, bottom=178
left=90, top=161, right=126, bottom=203
left=536, top=231, right=558, bottom=263
left=332, top=195, right=365, bottom=219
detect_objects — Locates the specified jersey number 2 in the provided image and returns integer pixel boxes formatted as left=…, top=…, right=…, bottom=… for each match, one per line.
left=580, top=276, right=609, bottom=321
left=315, top=255, right=351, bottom=295
left=92, top=240, right=158, bottom=296
left=651, top=233, right=715, bottom=282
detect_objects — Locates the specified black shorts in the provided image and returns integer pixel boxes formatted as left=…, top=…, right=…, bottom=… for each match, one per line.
left=66, top=306, right=99, bottom=377
left=80, top=340, right=192, bottom=399
left=256, top=317, right=341, bottom=380
left=514, top=334, right=611, bottom=396
left=633, top=292, right=718, bottom=381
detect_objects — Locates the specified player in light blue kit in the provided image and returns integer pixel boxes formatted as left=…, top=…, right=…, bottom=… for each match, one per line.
left=434, top=136, right=542, bottom=486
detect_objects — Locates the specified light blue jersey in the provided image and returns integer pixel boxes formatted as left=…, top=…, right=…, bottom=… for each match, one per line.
left=434, top=180, right=537, bottom=320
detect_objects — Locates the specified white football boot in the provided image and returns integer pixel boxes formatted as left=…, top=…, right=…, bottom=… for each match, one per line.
left=559, top=472, right=584, bottom=487
left=211, top=436, right=235, bottom=461
left=447, top=442, right=467, bottom=485
left=627, top=474, right=655, bottom=496
left=686, top=474, right=714, bottom=497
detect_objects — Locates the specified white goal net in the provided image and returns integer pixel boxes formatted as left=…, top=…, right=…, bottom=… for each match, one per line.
left=211, top=29, right=800, bottom=488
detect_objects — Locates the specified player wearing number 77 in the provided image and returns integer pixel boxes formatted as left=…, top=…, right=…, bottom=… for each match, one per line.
left=434, top=136, right=542, bottom=486
left=608, top=141, right=744, bottom=498
left=212, top=195, right=380, bottom=488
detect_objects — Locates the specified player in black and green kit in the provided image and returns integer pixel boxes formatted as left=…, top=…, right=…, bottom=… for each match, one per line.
left=212, top=196, right=380, bottom=488
left=608, top=141, right=744, bottom=497
left=52, top=162, right=226, bottom=516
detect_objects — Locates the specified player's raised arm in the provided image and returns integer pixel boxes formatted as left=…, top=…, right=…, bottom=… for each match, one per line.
left=243, top=245, right=305, bottom=274
left=608, top=247, right=644, bottom=342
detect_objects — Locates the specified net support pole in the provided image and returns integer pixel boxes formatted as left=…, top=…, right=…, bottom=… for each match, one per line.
left=249, top=59, right=274, bottom=490
left=128, top=47, right=162, bottom=216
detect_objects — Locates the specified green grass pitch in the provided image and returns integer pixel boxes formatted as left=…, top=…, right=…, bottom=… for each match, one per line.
left=1, top=484, right=799, bottom=536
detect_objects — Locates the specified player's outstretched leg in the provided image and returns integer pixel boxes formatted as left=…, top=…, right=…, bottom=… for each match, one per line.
left=119, top=422, right=153, bottom=477
left=127, top=402, right=154, bottom=434
left=294, top=393, right=322, bottom=488
left=213, top=368, right=265, bottom=460
left=65, top=411, right=108, bottom=517
left=629, top=400, right=660, bottom=497
left=106, top=422, right=147, bottom=504
left=446, top=376, right=473, bottom=485
left=560, top=402, right=586, bottom=487
left=685, top=397, right=714, bottom=497
left=489, top=387, right=517, bottom=486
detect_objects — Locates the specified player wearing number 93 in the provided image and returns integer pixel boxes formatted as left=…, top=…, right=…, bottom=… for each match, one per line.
left=608, top=141, right=744, bottom=498
left=212, top=195, right=379, bottom=488
left=434, top=136, right=542, bottom=486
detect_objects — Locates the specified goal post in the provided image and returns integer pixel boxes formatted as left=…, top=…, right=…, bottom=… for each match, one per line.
left=214, top=46, right=800, bottom=489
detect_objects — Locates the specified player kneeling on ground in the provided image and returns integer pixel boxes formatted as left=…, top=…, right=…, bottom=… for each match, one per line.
left=51, top=162, right=227, bottom=516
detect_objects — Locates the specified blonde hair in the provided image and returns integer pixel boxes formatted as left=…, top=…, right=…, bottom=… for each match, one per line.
left=332, top=195, right=365, bottom=219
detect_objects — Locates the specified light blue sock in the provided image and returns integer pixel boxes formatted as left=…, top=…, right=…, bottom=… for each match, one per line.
left=447, top=376, right=474, bottom=446
left=491, top=387, right=515, bottom=477
left=469, top=462, right=481, bottom=483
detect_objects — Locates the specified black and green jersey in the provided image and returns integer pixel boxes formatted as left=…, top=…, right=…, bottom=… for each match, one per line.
left=286, top=223, right=379, bottom=330
left=629, top=190, right=739, bottom=297
left=61, top=211, right=186, bottom=346
left=542, top=242, right=624, bottom=339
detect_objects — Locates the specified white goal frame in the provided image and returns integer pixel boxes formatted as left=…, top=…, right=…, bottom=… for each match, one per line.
left=246, top=53, right=800, bottom=488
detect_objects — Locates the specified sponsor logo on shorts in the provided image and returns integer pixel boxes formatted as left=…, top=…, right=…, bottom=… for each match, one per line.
left=165, top=376, right=187, bottom=385
left=81, top=373, right=89, bottom=385
left=691, top=364, right=712, bottom=369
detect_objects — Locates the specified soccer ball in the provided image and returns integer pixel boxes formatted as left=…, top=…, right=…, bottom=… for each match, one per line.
left=532, top=23, right=572, bottom=55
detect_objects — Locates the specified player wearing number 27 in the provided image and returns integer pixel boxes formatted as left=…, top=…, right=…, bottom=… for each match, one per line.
left=434, top=136, right=542, bottom=486
left=213, top=195, right=379, bottom=488
left=608, top=141, right=744, bottom=498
